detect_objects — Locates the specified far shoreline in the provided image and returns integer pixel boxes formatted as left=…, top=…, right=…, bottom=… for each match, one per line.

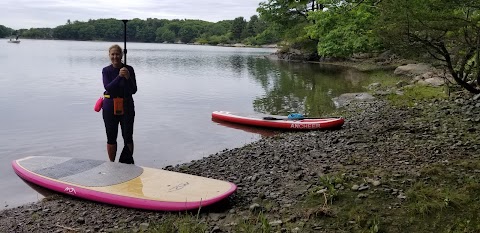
left=2, top=37, right=279, bottom=49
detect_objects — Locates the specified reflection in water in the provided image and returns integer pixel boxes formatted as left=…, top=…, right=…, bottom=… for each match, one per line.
left=21, top=179, right=55, bottom=200
left=228, top=55, right=245, bottom=75
left=247, top=58, right=368, bottom=116
left=211, top=118, right=278, bottom=137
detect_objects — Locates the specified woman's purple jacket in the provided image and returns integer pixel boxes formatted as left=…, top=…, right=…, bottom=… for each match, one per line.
left=102, top=64, right=137, bottom=112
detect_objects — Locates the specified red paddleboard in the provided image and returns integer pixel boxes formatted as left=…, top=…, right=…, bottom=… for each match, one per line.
left=212, top=111, right=344, bottom=130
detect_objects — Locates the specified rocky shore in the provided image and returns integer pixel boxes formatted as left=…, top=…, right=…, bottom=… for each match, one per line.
left=1, top=86, right=479, bottom=232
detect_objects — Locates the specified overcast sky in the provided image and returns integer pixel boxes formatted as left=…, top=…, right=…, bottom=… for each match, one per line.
left=0, top=0, right=263, bottom=29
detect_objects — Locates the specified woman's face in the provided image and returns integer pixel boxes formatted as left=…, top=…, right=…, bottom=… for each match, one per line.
left=109, top=48, right=123, bottom=67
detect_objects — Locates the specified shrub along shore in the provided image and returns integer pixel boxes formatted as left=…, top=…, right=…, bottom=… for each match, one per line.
left=1, top=64, right=480, bottom=232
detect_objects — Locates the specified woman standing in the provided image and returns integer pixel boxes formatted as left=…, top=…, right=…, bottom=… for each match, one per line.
left=102, top=44, right=137, bottom=164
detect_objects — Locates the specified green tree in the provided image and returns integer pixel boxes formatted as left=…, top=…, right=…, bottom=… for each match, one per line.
left=307, top=1, right=382, bottom=58
left=245, top=15, right=259, bottom=38
left=378, top=0, right=480, bottom=93
left=162, top=30, right=176, bottom=43
left=78, top=25, right=95, bottom=40
left=155, top=26, right=168, bottom=42
left=167, top=21, right=182, bottom=36
left=231, top=17, right=247, bottom=40
left=178, top=25, right=199, bottom=43
left=137, top=25, right=156, bottom=42
left=156, top=26, right=176, bottom=43
left=53, top=24, right=78, bottom=39
left=21, top=28, right=53, bottom=39
left=0, top=25, right=14, bottom=38
left=255, top=28, right=279, bottom=45
left=257, top=0, right=323, bottom=55
left=208, top=33, right=231, bottom=45
left=208, top=20, right=232, bottom=36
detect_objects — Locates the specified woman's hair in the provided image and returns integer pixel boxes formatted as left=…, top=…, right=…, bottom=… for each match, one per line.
left=109, top=44, right=123, bottom=54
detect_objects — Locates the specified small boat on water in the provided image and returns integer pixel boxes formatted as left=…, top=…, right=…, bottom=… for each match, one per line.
left=7, top=35, right=20, bottom=43
left=212, top=111, right=345, bottom=130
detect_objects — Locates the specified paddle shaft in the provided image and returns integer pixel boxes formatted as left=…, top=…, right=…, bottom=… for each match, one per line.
left=122, top=20, right=128, bottom=65
left=121, top=19, right=129, bottom=98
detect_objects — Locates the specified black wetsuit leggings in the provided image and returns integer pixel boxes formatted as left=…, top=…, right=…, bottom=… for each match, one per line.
left=103, top=109, right=135, bottom=145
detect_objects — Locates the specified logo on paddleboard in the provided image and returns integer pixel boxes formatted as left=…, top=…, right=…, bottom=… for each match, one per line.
left=290, top=123, right=320, bottom=129
left=64, top=187, right=77, bottom=195
left=168, top=182, right=189, bottom=192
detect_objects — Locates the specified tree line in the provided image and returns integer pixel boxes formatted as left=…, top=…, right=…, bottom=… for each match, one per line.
left=0, top=16, right=278, bottom=46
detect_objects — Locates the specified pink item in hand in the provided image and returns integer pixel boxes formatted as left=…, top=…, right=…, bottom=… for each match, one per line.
left=94, top=97, right=103, bottom=112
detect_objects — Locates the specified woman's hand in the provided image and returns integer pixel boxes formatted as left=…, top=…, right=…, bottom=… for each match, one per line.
left=119, top=67, right=130, bottom=79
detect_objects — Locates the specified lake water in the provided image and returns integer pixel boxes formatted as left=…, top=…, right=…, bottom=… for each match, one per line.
left=0, top=39, right=369, bottom=209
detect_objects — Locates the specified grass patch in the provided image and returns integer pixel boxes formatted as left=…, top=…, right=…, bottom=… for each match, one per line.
left=298, top=173, right=387, bottom=232
left=148, top=213, right=208, bottom=233
left=292, top=159, right=480, bottom=233
left=361, top=70, right=402, bottom=88
left=419, top=165, right=443, bottom=176
left=31, top=212, right=40, bottom=221
left=321, top=60, right=400, bottom=72
left=234, top=212, right=273, bottom=233
left=302, top=188, right=388, bottom=232
left=457, top=159, right=480, bottom=170
left=354, top=70, right=449, bottom=108
left=405, top=182, right=467, bottom=215
left=400, top=162, right=480, bottom=232
left=177, top=165, right=190, bottom=172
left=386, top=85, right=448, bottom=107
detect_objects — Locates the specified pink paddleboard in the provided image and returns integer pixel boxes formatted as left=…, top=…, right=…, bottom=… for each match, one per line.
left=12, top=156, right=237, bottom=211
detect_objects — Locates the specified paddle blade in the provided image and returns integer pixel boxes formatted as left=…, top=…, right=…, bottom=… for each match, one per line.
left=119, top=145, right=134, bottom=164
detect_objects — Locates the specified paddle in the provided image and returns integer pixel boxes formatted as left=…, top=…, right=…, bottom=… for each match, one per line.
left=122, top=19, right=128, bottom=65
left=264, top=113, right=315, bottom=120
left=262, top=116, right=328, bottom=120
left=263, top=113, right=343, bottom=120
left=118, top=19, right=134, bottom=165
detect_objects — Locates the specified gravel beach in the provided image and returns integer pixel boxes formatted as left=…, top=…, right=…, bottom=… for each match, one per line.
left=1, top=90, right=479, bottom=233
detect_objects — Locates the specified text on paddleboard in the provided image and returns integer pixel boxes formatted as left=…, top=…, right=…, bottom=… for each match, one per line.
left=64, top=187, right=77, bottom=195
left=168, top=182, right=189, bottom=192
left=290, top=123, right=321, bottom=129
